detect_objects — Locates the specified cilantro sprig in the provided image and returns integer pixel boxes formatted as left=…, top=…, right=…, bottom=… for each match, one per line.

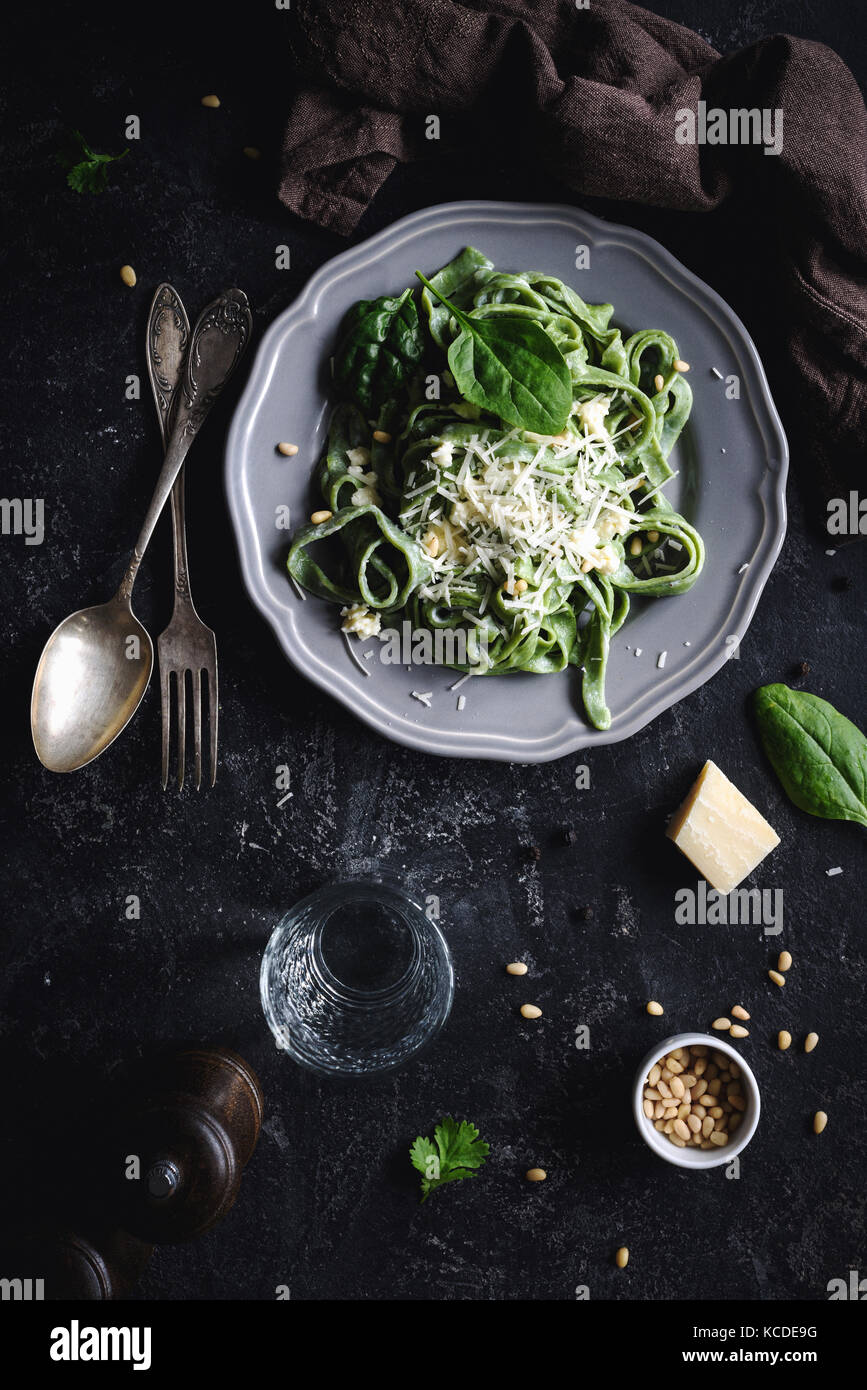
left=409, top=1117, right=490, bottom=1203
left=59, top=130, right=128, bottom=194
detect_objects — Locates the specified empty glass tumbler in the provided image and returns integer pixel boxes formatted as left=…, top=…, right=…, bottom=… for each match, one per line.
left=260, top=876, right=454, bottom=1076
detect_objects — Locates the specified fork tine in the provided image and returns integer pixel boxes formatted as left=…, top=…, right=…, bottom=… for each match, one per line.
left=176, top=670, right=187, bottom=791
left=193, top=669, right=203, bottom=791
left=160, top=661, right=172, bottom=791
left=206, top=661, right=218, bottom=787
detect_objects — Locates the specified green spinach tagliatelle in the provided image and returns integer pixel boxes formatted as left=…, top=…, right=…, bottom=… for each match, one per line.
left=287, top=247, right=705, bottom=730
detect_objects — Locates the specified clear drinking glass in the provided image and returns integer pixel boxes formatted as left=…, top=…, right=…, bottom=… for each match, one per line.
left=260, top=875, right=454, bottom=1076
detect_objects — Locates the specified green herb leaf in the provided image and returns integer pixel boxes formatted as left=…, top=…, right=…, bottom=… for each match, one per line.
left=60, top=130, right=128, bottom=194
left=753, top=683, right=867, bottom=828
left=409, top=1117, right=490, bottom=1203
left=415, top=271, right=572, bottom=435
left=333, top=288, right=424, bottom=414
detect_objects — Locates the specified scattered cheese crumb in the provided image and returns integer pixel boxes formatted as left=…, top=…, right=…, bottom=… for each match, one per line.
left=711, top=367, right=723, bottom=379
left=633, top=647, right=642, bottom=657
left=657, top=650, right=667, bottom=669
left=720, top=448, right=727, bottom=454
left=826, top=866, right=843, bottom=877
left=683, top=640, right=691, bottom=647
left=340, top=603, right=381, bottom=639
left=457, top=695, right=466, bottom=711
left=341, top=630, right=371, bottom=677
left=825, top=549, right=836, bottom=557
left=738, top=563, right=749, bottom=574
left=411, top=690, right=433, bottom=708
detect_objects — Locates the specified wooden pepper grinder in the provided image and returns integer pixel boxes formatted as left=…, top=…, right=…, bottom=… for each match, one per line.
left=109, top=1047, right=263, bottom=1245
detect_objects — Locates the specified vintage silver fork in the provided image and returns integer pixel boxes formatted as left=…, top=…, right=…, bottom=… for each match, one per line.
left=146, top=283, right=219, bottom=789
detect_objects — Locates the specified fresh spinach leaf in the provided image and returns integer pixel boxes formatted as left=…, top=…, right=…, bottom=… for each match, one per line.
left=415, top=271, right=572, bottom=435
left=753, top=683, right=867, bottom=828
left=333, top=287, right=424, bottom=414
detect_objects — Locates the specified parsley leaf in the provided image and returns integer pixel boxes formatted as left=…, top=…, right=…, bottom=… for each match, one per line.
left=409, top=1117, right=490, bottom=1203
left=59, top=130, right=128, bottom=194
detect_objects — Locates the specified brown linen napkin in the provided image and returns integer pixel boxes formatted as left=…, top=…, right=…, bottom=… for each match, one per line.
left=279, top=0, right=867, bottom=516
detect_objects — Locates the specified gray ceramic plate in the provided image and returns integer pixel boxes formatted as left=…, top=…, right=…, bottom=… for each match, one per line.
left=225, top=201, right=788, bottom=761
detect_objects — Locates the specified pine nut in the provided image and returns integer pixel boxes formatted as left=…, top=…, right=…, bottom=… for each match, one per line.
left=701, top=1116, right=714, bottom=1137
left=673, top=359, right=690, bottom=372
left=669, top=1135, right=687, bottom=1148
left=692, top=1045, right=708, bottom=1056
left=654, top=1102, right=665, bottom=1119
left=707, top=1078, right=721, bottom=1095
left=663, top=1121, right=674, bottom=1133
left=654, top=1120, right=665, bottom=1131
left=712, top=1052, right=729, bottom=1067
left=730, top=1025, right=749, bottom=1038
left=520, top=1004, right=542, bottom=1019
left=646, top=1001, right=664, bottom=1015
left=666, top=1056, right=684, bottom=1074
left=310, top=510, right=332, bottom=524
left=732, top=1005, right=750, bottom=1021
left=646, top=530, right=660, bottom=543
left=709, top=1130, right=727, bottom=1146
left=768, top=970, right=786, bottom=987
left=526, top=1168, right=547, bottom=1182
left=424, top=533, right=440, bottom=557
left=729, top=1093, right=746, bottom=1111
left=692, top=1078, right=708, bottom=1099
left=673, top=1119, right=690, bottom=1140
left=677, top=1102, right=690, bottom=1121
left=687, top=1113, right=702, bottom=1133
left=653, top=373, right=664, bottom=392
left=643, top=1100, right=654, bottom=1119
left=729, top=1062, right=741, bottom=1078
left=670, top=1076, right=685, bottom=1098
left=712, top=1017, right=731, bottom=1031
left=201, top=94, right=221, bottom=108
left=120, top=265, right=137, bottom=287
left=372, top=429, right=392, bottom=443
left=709, top=1106, right=723, bottom=1119
left=693, top=1104, right=706, bottom=1119
left=657, top=1080, right=672, bottom=1099
left=644, top=1088, right=661, bottom=1100
left=778, top=950, right=792, bottom=972
left=729, top=1113, right=742, bottom=1132
left=680, top=1073, right=697, bottom=1089
left=514, top=578, right=529, bottom=594
left=648, top=1064, right=661, bottom=1087
left=813, top=1111, right=828, bottom=1134
left=663, top=1106, right=677, bottom=1120
left=615, top=1247, right=629, bottom=1268
left=693, top=1058, right=707, bottom=1077
left=277, top=442, right=298, bottom=456
left=778, top=1030, right=791, bottom=1050
left=506, top=962, right=528, bottom=975
left=804, top=1032, right=819, bottom=1053
left=661, top=1067, right=673, bottom=1081
left=629, top=536, right=643, bottom=556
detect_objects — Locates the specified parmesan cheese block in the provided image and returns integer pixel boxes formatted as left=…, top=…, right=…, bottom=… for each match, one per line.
left=666, top=760, right=780, bottom=895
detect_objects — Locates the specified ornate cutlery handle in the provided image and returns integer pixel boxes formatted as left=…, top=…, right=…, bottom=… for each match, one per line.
left=118, top=289, right=252, bottom=601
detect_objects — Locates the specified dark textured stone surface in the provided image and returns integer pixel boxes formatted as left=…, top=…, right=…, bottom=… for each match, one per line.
left=1, top=1, right=864, bottom=1301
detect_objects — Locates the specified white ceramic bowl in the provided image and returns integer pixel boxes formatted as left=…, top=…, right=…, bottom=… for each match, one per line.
left=633, top=1032, right=761, bottom=1168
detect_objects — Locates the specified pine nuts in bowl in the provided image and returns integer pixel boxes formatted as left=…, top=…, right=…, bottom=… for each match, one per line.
left=633, top=1032, right=760, bottom=1168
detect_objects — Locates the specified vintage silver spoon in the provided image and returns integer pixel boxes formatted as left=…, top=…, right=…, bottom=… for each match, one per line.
left=31, top=288, right=252, bottom=773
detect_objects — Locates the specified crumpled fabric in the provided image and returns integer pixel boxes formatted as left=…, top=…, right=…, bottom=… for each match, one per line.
left=279, top=0, right=867, bottom=510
